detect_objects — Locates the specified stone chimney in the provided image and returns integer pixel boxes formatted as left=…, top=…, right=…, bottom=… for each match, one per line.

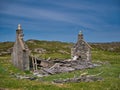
left=11, top=24, right=30, bottom=71
left=16, top=24, right=24, bottom=39
left=78, top=31, right=83, bottom=40
left=71, top=31, right=91, bottom=62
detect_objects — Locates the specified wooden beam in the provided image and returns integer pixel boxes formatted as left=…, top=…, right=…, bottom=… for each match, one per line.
left=32, top=56, right=35, bottom=71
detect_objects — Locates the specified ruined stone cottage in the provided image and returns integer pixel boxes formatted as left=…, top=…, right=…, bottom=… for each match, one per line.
left=11, top=24, right=30, bottom=71
left=71, top=31, right=91, bottom=62
left=11, top=24, right=92, bottom=72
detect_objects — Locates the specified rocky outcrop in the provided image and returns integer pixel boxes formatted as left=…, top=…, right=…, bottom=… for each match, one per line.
left=34, top=48, right=46, bottom=54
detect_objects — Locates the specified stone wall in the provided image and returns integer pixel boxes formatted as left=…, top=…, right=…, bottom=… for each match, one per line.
left=11, top=24, right=30, bottom=71
left=71, top=31, right=91, bottom=62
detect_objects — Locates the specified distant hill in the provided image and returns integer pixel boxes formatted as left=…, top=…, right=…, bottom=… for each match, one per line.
left=0, top=40, right=120, bottom=57
left=90, top=42, right=120, bottom=53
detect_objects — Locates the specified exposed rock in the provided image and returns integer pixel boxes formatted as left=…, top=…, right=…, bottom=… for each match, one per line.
left=27, top=39, right=35, bottom=43
left=34, top=48, right=46, bottom=54
left=7, top=47, right=13, bottom=53
left=53, top=74, right=103, bottom=83
left=0, top=51, right=10, bottom=55
left=58, top=50, right=69, bottom=54
left=0, top=48, right=12, bottom=55
left=11, top=73, right=37, bottom=81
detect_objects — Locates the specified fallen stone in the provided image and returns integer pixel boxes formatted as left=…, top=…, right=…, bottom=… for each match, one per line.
left=39, top=60, right=96, bottom=75
left=53, top=75, right=103, bottom=83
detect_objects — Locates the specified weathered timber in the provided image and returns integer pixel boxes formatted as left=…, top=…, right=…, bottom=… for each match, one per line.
left=39, top=60, right=96, bottom=75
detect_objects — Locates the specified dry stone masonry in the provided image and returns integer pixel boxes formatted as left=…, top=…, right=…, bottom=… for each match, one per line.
left=38, top=31, right=94, bottom=75
left=71, top=31, right=91, bottom=62
left=11, top=24, right=30, bottom=71
left=11, top=24, right=95, bottom=74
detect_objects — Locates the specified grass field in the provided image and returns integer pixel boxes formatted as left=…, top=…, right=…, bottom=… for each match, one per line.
left=0, top=48, right=120, bottom=90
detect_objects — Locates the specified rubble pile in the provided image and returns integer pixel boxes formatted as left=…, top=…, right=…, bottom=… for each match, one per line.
left=53, top=74, right=103, bottom=83
left=39, top=60, right=97, bottom=75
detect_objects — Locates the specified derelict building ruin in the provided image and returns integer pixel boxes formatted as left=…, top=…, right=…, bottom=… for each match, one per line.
left=11, top=24, right=30, bottom=70
left=11, top=24, right=92, bottom=71
left=71, top=31, right=91, bottom=62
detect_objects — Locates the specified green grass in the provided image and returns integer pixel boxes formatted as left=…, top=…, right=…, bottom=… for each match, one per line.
left=0, top=50, right=120, bottom=90
left=27, top=40, right=72, bottom=59
left=39, top=53, right=71, bottom=59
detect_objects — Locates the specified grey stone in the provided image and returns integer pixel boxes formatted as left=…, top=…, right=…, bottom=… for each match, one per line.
left=11, top=24, right=30, bottom=71
left=53, top=75, right=103, bottom=83
left=71, top=31, right=91, bottom=62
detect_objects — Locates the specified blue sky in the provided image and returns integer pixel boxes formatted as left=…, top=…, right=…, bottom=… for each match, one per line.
left=0, top=0, right=120, bottom=42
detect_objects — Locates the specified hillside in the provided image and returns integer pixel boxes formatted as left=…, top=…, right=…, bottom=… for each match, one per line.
left=0, top=40, right=120, bottom=90
left=0, top=40, right=120, bottom=57
left=90, top=42, right=120, bottom=53
left=26, top=40, right=73, bottom=59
